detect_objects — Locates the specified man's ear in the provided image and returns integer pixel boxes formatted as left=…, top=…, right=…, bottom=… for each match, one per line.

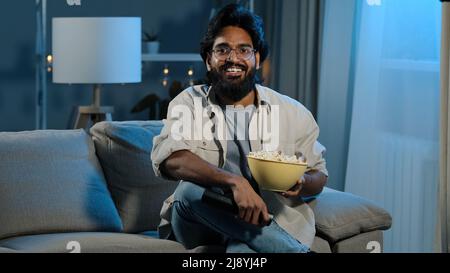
left=206, top=54, right=212, bottom=71
left=255, top=52, right=261, bottom=70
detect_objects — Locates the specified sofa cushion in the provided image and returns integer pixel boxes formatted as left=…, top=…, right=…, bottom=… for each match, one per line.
left=91, top=121, right=179, bottom=233
left=0, top=247, right=17, bottom=253
left=0, top=130, right=123, bottom=240
left=308, top=187, right=392, bottom=243
left=310, top=236, right=332, bottom=253
left=331, top=230, right=383, bottom=253
left=0, top=232, right=186, bottom=253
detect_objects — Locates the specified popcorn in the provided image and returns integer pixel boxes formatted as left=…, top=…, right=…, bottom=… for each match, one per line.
left=248, top=151, right=306, bottom=164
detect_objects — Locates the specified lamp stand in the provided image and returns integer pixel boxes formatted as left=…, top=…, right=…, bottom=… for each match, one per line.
left=74, top=84, right=114, bottom=130
left=35, top=0, right=47, bottom=129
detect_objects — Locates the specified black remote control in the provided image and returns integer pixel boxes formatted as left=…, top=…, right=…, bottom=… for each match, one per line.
left=202, top=189, right=239, bottom=214
left=201, top=189, right=273, bottom=226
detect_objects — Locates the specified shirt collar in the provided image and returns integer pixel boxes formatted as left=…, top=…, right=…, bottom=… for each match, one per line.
left=254, top=84, right=271, bottom=108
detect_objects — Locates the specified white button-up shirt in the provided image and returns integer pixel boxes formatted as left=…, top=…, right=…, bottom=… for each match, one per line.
left=151, top=84, right=328, bottom=248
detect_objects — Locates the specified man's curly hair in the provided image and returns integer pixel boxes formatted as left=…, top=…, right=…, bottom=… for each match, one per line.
left=200, top=4, right=269, bottom=64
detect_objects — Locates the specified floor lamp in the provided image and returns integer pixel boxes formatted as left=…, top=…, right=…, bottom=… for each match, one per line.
left=52, top=17, right=142, bottom=130
left=35, top=0, right=47, bottom=129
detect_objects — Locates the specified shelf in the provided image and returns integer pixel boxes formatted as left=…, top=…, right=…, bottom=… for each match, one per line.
left=142, top=53, right=203, bottom=62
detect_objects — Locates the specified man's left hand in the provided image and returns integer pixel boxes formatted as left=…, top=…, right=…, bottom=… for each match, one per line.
left=280, top=176, right=305, bottom=198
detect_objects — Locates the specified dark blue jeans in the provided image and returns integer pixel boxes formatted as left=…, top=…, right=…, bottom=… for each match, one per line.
left=171, top=181, right=310, bottom=253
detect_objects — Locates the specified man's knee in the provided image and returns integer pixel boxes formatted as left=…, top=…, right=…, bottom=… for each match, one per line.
left=173, top=181, right=205, bottom=205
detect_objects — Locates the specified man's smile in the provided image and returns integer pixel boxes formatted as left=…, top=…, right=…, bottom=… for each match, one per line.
left=221, top=64, right=247, bottom=79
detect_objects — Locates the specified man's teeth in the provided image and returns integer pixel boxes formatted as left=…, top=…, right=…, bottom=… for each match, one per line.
left=226, top=67, right=243, bottom=72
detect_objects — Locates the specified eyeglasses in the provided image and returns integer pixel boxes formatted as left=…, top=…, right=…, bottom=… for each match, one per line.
left=211, top=46, right=256, bottom=60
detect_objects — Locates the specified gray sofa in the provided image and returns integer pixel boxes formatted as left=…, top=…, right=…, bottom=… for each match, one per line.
left=0, top=121, right=391, bottom=253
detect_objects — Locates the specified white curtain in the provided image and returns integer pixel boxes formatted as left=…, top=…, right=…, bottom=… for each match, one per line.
left=345, top=0, right=441, bottom=252
left=438, top=0, right=450, bottom=254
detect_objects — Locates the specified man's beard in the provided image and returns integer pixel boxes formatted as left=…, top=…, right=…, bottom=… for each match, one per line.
left=206, top=62, right=257, bottom=102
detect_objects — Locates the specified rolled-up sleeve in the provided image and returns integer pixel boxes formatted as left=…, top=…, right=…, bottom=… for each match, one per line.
left=151, top=93, right=197, bottom=178
left=296, top=110, right=328, bottom=177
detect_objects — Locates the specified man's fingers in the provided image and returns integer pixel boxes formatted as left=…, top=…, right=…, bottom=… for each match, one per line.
left=281, top=179, right=304, bottom=197
left=238, top=207, right=246, bottom=219
left=283, top=187, right=302, bottom=197
left=243, top=207, right=253, bottom=223
left=261, top=208, right=271, bottom=226
left=283, top=191, right=297, bottom=197
left=251, top=208, right=261, bottom=225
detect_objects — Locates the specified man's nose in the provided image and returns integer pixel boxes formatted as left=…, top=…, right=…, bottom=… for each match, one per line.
left=226, top=49, right=239, bottom=62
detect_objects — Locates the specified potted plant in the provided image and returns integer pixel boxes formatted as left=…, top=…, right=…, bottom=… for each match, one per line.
left=142, top=31, right=160, bottom=54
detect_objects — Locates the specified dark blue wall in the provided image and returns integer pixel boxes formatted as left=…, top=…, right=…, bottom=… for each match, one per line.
left=0, top=0, right=215, bottom=131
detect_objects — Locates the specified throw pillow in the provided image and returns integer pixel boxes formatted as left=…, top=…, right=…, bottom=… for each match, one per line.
left=0, top=130, right=123, bottom=240
left=91, top=121, right=178, bottom=233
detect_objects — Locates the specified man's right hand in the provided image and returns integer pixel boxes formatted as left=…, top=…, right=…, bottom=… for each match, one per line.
left=161, top=150, right=271, bottom=226
left=230, top=176, right=271, bottom=226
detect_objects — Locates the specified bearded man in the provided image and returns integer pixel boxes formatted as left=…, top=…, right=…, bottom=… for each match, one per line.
left=151, top=3, right=328, bottom=253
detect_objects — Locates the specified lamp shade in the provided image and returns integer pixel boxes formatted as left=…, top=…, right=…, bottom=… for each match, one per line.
left=52, top=17, right=142, bottom=84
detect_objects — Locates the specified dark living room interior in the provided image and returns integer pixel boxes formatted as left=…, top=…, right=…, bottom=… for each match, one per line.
left=0, top=0, right=448, bottom=254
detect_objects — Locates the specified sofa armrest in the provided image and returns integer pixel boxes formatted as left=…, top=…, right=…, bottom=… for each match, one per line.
left=0, top=247, right=18, bottom=253
left=307, top=187, right=392, bottom=243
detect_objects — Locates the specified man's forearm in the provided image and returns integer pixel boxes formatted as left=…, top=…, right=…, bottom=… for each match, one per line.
left=162, top=150, right=327, bottom=197
left=300, top=170, right=328, bottom=197
left=160, top=150, right=238, bottom=188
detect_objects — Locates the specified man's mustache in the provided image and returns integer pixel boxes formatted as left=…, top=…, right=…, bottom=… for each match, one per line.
left=219, top=62, right=248, bottom=72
